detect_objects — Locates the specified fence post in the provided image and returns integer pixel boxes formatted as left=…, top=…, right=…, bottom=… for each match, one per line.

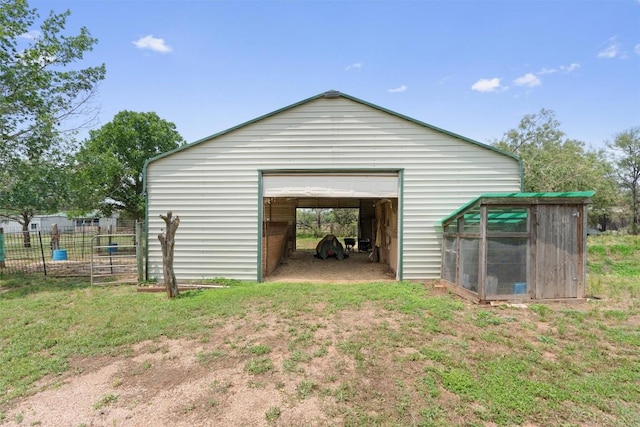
left=38, top=231, right=47, bottom=276
left=0, top=228, right=5, bottom=268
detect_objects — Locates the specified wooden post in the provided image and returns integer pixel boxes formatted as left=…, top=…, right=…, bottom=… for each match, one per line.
left=51, top=224, right=60, bottom=251
left=158, top=211, right=180, bottom=298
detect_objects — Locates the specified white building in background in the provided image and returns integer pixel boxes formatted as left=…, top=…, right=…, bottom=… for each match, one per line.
left=0, top=212, right=118, bottom=233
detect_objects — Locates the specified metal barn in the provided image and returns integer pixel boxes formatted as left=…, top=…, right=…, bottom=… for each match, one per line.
left=144, top=91, right=522, bottom=282
left=439, top=192, right=594, bottom=303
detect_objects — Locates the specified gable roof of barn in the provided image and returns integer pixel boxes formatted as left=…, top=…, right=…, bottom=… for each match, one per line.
left=146, top=90, right=520, bottom=167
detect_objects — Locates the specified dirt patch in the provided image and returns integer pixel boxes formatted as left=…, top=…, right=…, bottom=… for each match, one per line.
left=1, top=290, right=632, bottom=426
left=2, top=307, right=406, bottom=427
left=265, top=250, right=396, bottom=283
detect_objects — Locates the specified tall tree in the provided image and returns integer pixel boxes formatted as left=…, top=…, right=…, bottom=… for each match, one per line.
left=0, top=154, right=70, bottom=246
left=0, top=0, right=106, bottom=166
left=607, top=127, right=640, bottom=234
left=296, top=208, right=331, bottom=237
left=0, top=1, right=104, bottom=240
left=72, top=111, right=186, bottom=221
left=329, top=208, right=358, bottom=236
left=493, top=109, right=618, bottom=216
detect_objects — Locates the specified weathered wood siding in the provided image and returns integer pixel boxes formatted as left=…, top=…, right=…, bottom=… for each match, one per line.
left=534, top=204, right=586, bottom=299
left=262, top=221, right=289, bottom=276
left=145, top=95, right=521, bottom=281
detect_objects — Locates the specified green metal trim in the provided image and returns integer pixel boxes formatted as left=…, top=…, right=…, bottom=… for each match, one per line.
left=144, top=90, right=521, bottom=168
left=464, top=210, right=528, bottom=224
left=437, top=191, right=596, bottom=226
left=257, top=171, right=264, bottom=283
left=397, top=169, right=404, bottom=281
left=438, top=198, right=482, bottom=227
left=144, top=92, right=331, bottom=167
left=136, top=221, right=143, bottom=284
left=260, top=168, right=401, bottom=175
left=519, top=160, right=525, bottom=191
left=259, top=168, right=402, bottom=281
left=479, top=191, right=596, bottom=199
left=336, top=92, right=521, bottom=164
left=143, top=174, right=150, bottom=281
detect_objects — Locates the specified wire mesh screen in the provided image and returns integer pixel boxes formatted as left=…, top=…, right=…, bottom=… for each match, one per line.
left=486, top=237, right=528, bottom=295
left=0, top=221, right=142, bottom=278
left=459, top=238, right=479, bottom=293
left=442, top=236, right=457, bottom=284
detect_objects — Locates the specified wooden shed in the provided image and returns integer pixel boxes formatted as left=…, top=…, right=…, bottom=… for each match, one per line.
left=144, top=91, right=522, bottom=282
left=439, top=191, right=595, bottom=303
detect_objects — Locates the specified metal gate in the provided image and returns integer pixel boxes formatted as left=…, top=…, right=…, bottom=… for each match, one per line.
left=90, top=233, right=142, bottom=285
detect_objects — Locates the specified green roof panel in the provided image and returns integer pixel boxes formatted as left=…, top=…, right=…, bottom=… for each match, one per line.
left=438, top=191, right=596, bottom=226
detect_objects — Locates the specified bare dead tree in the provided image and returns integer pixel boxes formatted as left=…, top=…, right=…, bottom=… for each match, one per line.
left=50, top=224, right=60, bottom=251
left=158, top=211, right=180, bottom=298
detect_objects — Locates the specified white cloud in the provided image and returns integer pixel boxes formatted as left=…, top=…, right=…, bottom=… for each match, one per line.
left=132, top=35, right=172, bottom=53
left=345, top=62, right=363, bottom=71
left=598, top=37, right=620, bottom=58
left=560, top=63, right=581, bottom=73
left=538, top=63, right=580, bottom=75
left=19, top=30, right=40, bottom=40
left=388, top=85, right=407, bottom=93
left=471, top=78, right=502, bottom=93
left=514, top=73, right=541, bottom=87
left=538, top=67, right=557, bottom=75
left=474, top=63, right=579, bottom=95
left=635, top=44, right=640, bottom=55
left=438, top=75, right=451, bottom=85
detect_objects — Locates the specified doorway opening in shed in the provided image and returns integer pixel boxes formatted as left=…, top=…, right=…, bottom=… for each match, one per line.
left=295, top=207, right=360, bottom=251
left=261, top=171, right=400, bottom=283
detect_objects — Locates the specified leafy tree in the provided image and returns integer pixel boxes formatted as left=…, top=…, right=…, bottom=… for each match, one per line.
left=296, top=208, right=331, bottom=237
left=296, top=208, right=358, bottom=237
left=329, top=208, right=358, bottom=236
left=0, top=1, right=104, bottom=241
left=72, top=111, right=186, bottom=221
left=0, top=154, right=70, bottom=246
left=607, top=127, right=640, bottom=234
left=493, top=109, right=618, bottom=217
left=0, top=0, right=106, bottom=166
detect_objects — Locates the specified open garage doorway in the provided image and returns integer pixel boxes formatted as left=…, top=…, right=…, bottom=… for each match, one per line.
left=262, top=197, right=399, bottom=282
left=260, top=171, right=401, bottom=282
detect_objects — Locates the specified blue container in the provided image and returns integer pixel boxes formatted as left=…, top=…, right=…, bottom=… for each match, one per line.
left=513, top=282, right=527, bottom=294
left=52, top=249, right=67, bottom=261
left=107, top=243, right=118, bottom=254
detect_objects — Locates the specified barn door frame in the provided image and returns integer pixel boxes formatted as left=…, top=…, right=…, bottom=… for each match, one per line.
left=257, top=169, right=404, bottom=282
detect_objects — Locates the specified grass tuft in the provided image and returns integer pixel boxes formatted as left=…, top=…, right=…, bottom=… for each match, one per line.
left=93, top=394, right=118, bottom=410
left=244, top=357, right=274, bottom=375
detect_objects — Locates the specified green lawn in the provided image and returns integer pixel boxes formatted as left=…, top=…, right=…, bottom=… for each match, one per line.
left=0, top=235, right=638, bottom=426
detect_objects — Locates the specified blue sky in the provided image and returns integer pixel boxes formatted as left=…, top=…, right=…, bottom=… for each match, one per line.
left=30, top=0, right=640, bottom=149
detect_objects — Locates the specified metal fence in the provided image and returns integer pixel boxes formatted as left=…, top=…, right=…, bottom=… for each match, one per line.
left=0, top=221, right=144, bottom=281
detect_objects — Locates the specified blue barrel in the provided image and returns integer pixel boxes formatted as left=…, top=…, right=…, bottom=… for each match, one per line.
left=52, top=249, right=68, bottom=261
left=513, top=282, right=527, bottom=294
left=108, top=243, right=118, bottom=253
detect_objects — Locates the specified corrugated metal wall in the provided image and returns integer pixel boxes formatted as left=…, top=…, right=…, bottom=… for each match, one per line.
left=146, top=95, right=521, bottom=281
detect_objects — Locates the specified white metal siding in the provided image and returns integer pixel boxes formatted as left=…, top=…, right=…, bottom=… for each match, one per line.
left=146, top=97, right=520, bottom=281
left=263, top=173, right=398, bottom=198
